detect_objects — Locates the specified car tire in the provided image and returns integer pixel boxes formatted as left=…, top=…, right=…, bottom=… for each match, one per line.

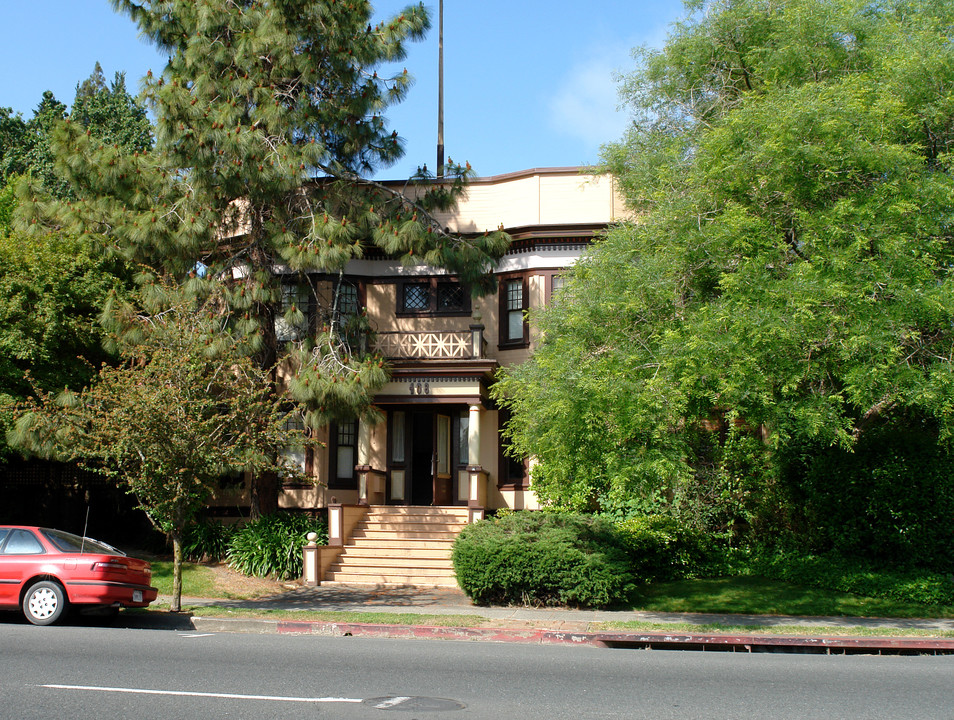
left=22, top=580, right=68, bottom=626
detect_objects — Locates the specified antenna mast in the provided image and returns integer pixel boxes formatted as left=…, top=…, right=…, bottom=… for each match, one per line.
left=437, top=0, right=444, bottom=178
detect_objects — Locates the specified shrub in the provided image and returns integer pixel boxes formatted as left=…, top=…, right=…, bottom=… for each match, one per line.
left=615, top=514, right=715, bottom=582
left=789, top=416, right=954, bottom=570
left=452, top=511, right=635, bottom=608
left=227, top=512, right=328, bottom=580
left=181, top=518, right=234, bottom=562
left=747, top=548, right=954, bottom=607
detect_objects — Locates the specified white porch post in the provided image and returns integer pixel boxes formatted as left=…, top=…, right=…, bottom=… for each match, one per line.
left=467, top=404, right=487, bottom=522
left=467, top=404, right=481, bottom=466
left=356, top=421, right=372, bottom=504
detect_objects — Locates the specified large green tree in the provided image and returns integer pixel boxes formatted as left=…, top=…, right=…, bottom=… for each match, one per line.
left=10, top=289, right=311, bottom=610
left=0, top=65, right=150, bottom=458
left=2, top=66, right=152, bottom=197
left=0, top=232, right=130, bottom=459
left=495, top=0, right=954, bottom=549
left=16, top=0, right=508, bottom=515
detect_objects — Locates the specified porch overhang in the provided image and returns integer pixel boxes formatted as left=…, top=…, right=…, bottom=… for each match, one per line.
left=373, top=360, right=499, bottom=407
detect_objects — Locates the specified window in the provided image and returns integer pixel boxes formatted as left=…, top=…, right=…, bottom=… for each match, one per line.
left=40, top=529, right=121, bottom=555
left=550, top=274, right=567, bottom=299
left=2, top=529, right=44, bottom=555
left=329, top=420, right=358, bottom=489
left=500, top=277, right=528, bottom=346
left=458, top=414, right=470, bottom=466
left=332, top=280, right=364, bottom=349
left=437, top=282, right=465, bottom=311
left=275, top=282, right=312, bottom=341
left=391, top=411, right=406, bottom=464
left=334, top=281, right=360, bottom=319
left=497, top=408, right=529, bottom=489
left=403, top=283, right=431, bottom=311
left=399, top=279, right=470, bottom=315
left=280, top=412, right=309, bottom=481
left=437, top=414, right=451, bottom=476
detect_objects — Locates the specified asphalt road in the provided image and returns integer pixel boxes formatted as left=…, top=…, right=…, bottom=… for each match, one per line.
left=1, top=621, right=951, bottom=719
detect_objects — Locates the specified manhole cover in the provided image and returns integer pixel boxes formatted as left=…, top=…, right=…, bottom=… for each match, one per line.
left=363, top=696, right=466, bottom=712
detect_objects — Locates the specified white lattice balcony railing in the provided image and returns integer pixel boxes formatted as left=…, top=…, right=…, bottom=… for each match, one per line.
left=373, top=328, right=485, bottom=360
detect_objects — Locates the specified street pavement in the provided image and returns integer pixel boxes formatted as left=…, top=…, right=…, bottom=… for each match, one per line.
left=139, top=584, right=954, bottom=654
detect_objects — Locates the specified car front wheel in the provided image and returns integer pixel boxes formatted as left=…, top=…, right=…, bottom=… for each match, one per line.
left=22, top=580, right=68, bottom=626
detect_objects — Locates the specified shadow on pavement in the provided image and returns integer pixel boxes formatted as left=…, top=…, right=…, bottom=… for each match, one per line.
left=205, top=585, right=474, bottom=612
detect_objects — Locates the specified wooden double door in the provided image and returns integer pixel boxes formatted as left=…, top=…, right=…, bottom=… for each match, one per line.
left=390, top=408, right=466, bottom=506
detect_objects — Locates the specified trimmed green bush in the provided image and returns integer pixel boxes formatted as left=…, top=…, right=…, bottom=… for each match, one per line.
left=452, top=511, right=635, bottom=608
left=748, top=548, right=954, bottom=607
left=615, top=514, right=715, bottom=582
left=182, top=518, right=234, bottom=562
left=227, top=512, right=328, bottom=580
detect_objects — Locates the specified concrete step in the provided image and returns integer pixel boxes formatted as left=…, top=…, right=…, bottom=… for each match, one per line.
left=327, top=563, right=454, bottom=580
left=334, top=554, right=452, bottom=568
left=321, top=575, right=460, bottom=588
left=340, top=545, right=451, bottom=563
left=326, top=566, right=457, bottom=579
left=323, top=505, right=466, bottom=588
left=363, top=515, right=468, bottom=526
left=351, top=525, right=457, bottom=540
left=367, top=505, right=469, bottom=517
left=348, top=538, right=455, bottom=550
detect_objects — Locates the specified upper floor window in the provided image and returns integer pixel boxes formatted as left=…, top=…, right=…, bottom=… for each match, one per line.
left=398, top=279, right=470, bottom=316
left=276, top=282, right=312, bottom=342
left=280, top=411, right=311, bottom=483
left=335, top=281, right=360, bottom=319
left=329, top=419, right=358, bottom=490
left=500, top=276, right=528, bottom=347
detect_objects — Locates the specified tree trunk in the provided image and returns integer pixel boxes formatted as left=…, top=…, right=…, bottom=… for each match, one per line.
left=246, top=259, right=281, bottom=520
left=249, top=470, right=279, bottom=520
left=171, top=531, right=183, bottom=613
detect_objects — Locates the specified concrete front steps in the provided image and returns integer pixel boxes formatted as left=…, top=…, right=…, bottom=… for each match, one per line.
left=322, top=506, right=469, bottom=588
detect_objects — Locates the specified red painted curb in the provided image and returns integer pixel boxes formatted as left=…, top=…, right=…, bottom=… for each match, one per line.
left=273, top=620, right=954, bottom=654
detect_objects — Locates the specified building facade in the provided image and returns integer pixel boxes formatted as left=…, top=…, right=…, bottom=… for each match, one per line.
left=212, top=167, right=625, bottom=517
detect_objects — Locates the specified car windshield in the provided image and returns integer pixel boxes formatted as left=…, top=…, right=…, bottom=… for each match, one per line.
left=39, top=528, right=126, bottom=556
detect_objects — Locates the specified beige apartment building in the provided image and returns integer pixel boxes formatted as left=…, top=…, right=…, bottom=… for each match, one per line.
left=211, top=167, right=624, bottom=584
left=252, top=166, right=625, bottom=519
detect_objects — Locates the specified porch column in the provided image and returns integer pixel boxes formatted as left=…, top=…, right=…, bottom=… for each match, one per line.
left=356, top=421, right=372, bottom=505
left=467, top=404, right=481, bottom=466
left=467, top=404, right=487, bottom=521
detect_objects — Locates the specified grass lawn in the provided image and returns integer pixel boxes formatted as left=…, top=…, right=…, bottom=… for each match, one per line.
left=631, top=575, right=954, bottom=619
left=149, top=557, right=954, bottom=620
left=149, top=560, right=219, bottom=597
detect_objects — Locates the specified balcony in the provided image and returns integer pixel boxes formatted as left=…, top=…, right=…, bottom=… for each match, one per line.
left=372, top=326, right=485, bottom=360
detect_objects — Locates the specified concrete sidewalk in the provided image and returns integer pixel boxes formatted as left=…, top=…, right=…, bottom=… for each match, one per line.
left=139, top=584, right=954, bottom=654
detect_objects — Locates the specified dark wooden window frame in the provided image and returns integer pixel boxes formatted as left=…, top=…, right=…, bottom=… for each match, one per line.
left=276, top=280, right=315, bottom=342
left=328, top=419, right=358, bottom=490
left=542, top=270, right=568, bottom=301
left=496, top=406, right=529, bottom=490
left=279, top=411, right=314, bottom=489
left=498, top=273, right=530, bottom=349
left=396, top=277, right=471, bottom=317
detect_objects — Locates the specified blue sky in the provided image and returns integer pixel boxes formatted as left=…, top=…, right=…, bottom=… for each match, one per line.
left=1, top=1, right=685, bottom=179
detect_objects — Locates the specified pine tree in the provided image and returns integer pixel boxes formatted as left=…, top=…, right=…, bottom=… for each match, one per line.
left=16, top=0, right=509, bottom=515
left=71, top=63, right=153, bottom=155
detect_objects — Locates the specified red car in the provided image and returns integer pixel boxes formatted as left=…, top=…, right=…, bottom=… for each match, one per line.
left=0, top=526, right=158, bottom=625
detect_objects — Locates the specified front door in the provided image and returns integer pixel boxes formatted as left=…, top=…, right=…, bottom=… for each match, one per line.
left=409, top=411, right=434, bottom=505
left=391, top=409, right=460, bottom=506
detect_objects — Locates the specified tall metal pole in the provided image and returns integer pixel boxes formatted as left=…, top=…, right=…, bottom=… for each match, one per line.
left=437, top=0, right=444, bottom=178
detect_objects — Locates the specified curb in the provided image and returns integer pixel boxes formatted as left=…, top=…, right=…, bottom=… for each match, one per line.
left=183, top=616, right=954, bottom=655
